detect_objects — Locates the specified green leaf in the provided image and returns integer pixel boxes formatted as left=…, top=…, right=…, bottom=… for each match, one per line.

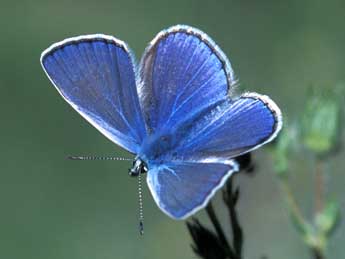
left=315, top=200, right=340, bottom=236
left=271, top=120, right=298, bottom=177
left=301, top=87, right=341, bottom=155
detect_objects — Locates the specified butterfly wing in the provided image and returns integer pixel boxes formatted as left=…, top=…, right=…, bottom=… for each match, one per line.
left=174, top=92, right=282, bottom=161
left=141, top=26, right=282, bottom=218
left=138, top=25, right=236, bottom=134
left=41, top=35, right=146, bottom=153
left=139, top=25, right=282, bottom=162
left=147, top=160, right=238, bottom=219
left=144, top=93, right=281, bottom=219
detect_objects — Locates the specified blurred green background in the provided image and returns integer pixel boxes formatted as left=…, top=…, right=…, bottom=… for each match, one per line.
left=1, top=0, right=344, bottom=258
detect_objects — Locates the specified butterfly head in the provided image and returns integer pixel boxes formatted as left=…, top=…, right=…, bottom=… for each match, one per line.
left=128, top=157, right=148, bottom=177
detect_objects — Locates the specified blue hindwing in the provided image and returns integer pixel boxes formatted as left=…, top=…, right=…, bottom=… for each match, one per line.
left=147, top=160, right=238, bottom=219
left=174, top=93, right=282, bottom=161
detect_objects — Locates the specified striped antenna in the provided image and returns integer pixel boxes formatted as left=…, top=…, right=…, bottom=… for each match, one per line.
left=67, top=156, right=132, bottom=161
left=138, top=169, right=144, bottom=235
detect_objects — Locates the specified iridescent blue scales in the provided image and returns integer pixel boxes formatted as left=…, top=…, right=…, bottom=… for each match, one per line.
left=41, top=25, right=282, bottom=219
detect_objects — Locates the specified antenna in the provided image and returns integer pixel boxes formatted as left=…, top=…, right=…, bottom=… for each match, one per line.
left=138, top=169, right=144, bottom=235
left=67, top=156, right=132, bottom=161
left=67, top=154, right=144, bottom=234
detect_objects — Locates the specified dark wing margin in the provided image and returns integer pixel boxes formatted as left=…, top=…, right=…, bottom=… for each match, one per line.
left=41, top=34, right=146, bottom=153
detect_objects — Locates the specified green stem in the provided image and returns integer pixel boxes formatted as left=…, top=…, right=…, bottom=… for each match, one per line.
left=312, top=158, right=325, bottom=259
left=315, top=159, right=324, bottom=215
left=280, top=177, right=325, bottom=259
left=280, top=179, right=306, bottom=229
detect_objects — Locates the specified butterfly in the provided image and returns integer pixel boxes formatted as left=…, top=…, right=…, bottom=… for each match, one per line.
left=40, top=25, right=282, bottom=220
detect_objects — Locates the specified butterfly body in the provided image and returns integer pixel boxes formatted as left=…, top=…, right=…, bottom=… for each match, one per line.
left=139, top=129, right=178, bottom=162
left=41, top=25, right=282, bottom=219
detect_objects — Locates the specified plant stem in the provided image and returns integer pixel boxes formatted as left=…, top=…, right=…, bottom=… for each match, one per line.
left=205, top=203, right=235, bottom=258
left=280, top=177, right=326, bottom=259
left=223, top=180, right=243, bottom=258
left=311, top=248, right=324, bottom=259
left=315, top=159, right=324, bottom=215
left=312, top=158, right=325, bottom=259
left=280, top=179, right=306, bottom=230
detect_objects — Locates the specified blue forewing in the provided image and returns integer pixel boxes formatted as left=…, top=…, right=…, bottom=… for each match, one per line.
left=41, top=26, right=282, bottom=220
left=41, top=35, right=146, bottom=154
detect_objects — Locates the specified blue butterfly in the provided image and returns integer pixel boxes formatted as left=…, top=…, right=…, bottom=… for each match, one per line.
left=41, top=25, right=282, bottom=220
